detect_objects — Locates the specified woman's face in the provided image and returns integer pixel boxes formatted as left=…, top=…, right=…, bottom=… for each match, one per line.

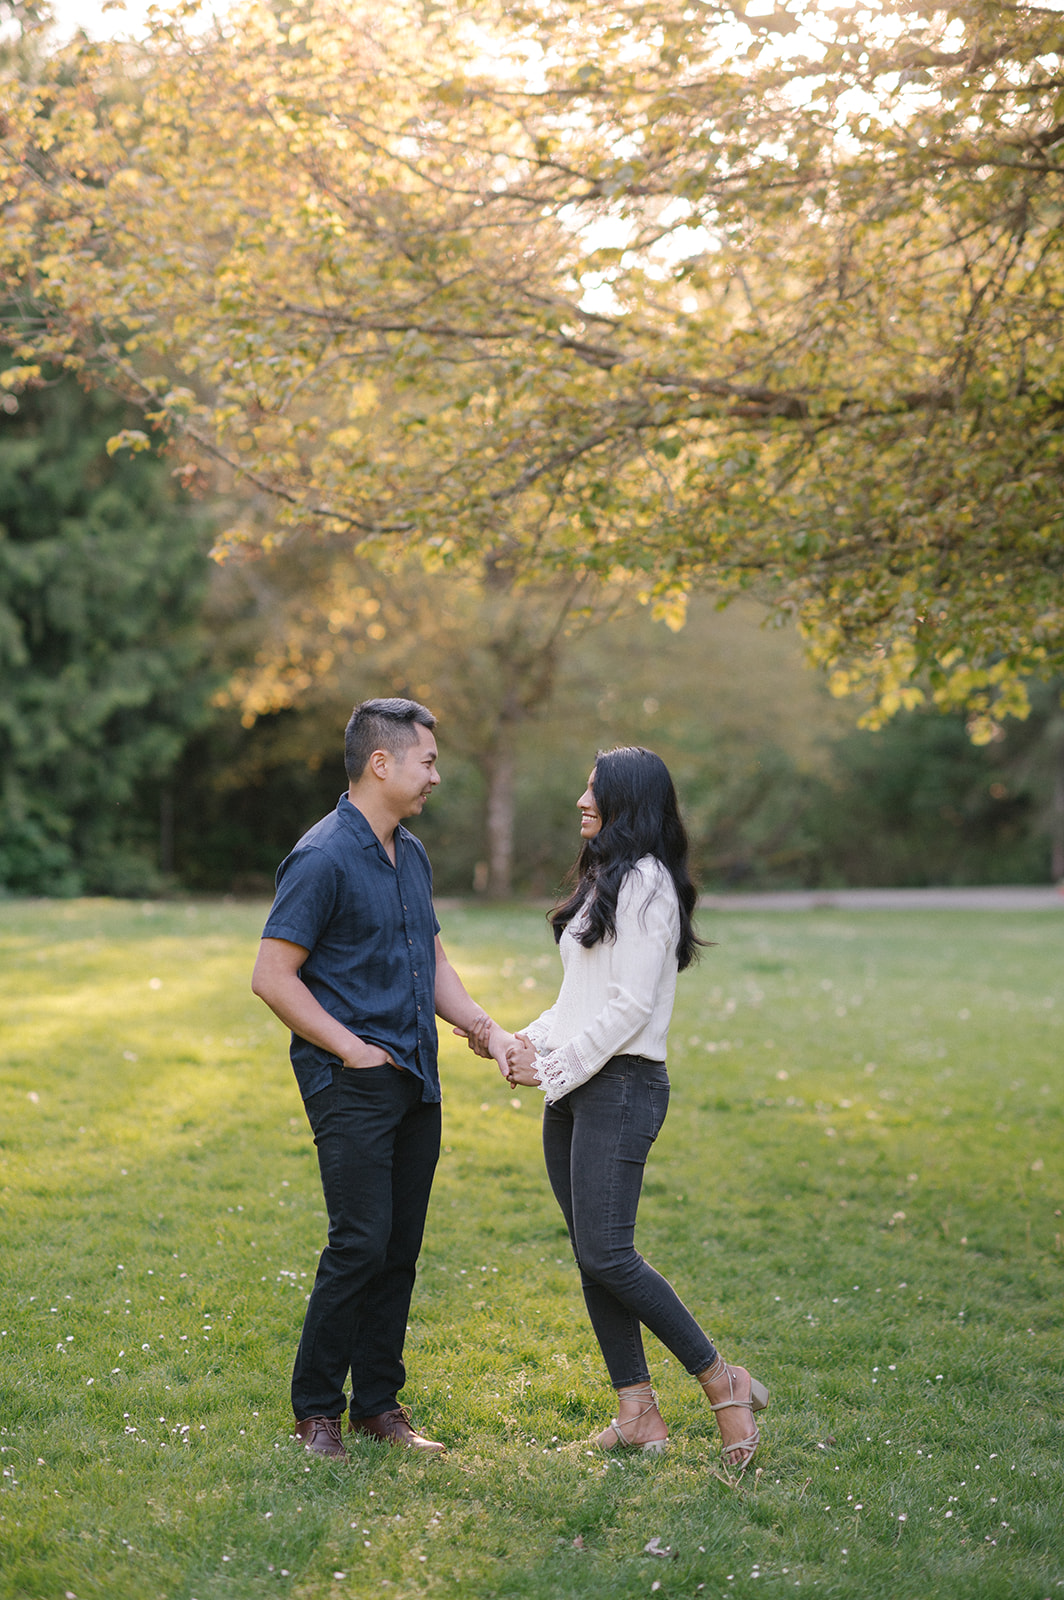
left=578, top=771, right=602, bottom=839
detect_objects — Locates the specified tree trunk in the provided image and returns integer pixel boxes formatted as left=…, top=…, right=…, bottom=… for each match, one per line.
left=160, top=788, right=175, bottom=878
left=484, top=743, right=516, bottom=898
left=473, top=583, right=572, bottom=896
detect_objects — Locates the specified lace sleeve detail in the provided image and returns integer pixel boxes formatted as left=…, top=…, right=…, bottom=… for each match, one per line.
left=520, top=1008, right=555, bottom=1053
left=533, top=1039, right=600, bottom=1104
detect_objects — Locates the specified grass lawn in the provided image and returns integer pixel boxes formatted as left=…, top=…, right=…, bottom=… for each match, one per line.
left=0, top=896, right=1061, bottom=1600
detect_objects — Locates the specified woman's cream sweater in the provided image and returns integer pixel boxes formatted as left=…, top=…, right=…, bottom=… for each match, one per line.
left=522, top=855, right=680, bottom=1103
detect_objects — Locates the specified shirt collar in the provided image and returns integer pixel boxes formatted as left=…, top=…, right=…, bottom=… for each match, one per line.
left=336, top=793, right=407, bottom=857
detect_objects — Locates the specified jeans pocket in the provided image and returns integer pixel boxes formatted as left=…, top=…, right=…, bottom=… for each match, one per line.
left=645, top=1078, right=670, bottom=1141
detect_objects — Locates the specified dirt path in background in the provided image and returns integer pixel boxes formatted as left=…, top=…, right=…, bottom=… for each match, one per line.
left=699, top=886, right=1064, bottom=911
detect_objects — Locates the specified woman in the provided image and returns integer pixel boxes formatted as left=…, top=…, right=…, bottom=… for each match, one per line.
left=475, top=746, right=768, bottom=1471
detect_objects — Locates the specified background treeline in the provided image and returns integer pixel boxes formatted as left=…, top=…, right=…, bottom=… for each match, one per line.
left=3, top=370, right=1061, bottom=900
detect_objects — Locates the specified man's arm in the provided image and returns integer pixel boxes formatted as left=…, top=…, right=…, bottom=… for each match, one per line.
left=251, top=937, right=393, bottom=1069
left=434, top=935, right=513, bottom=1077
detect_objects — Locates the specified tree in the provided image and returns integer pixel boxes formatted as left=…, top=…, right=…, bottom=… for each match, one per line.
left=172, top=587, right=868, bottom=895
left=0, top=0, right=1061, bottom=735
left=0, top=360, right=214, bottom=893
left=203, top=534, right=639, bottom=894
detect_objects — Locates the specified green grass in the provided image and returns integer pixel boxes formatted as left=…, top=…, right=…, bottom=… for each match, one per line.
left=0, top=896, right=1061, bottom=1600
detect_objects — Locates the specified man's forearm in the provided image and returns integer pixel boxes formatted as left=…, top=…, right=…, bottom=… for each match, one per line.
left=433, top=954, right=489, bottom=1033
left=252, top=960, right=389, bottom=1069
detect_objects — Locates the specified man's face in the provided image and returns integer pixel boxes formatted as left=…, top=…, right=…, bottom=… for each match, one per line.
left=383, top=723, right=441, bottom=817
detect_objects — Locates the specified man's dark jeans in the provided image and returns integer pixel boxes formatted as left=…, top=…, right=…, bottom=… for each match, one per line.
left=542, top=1053, right=717, bottom=1389
left=292, top=1064, right=441, bottom=1422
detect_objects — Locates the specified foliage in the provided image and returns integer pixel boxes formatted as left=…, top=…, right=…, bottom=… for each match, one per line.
left=0, top=364, right=214, bottom=893
left=786, top=687, right=1063, bottom=889
left=0, top=1, right=1062, bottom=734
left=1, top=895, right=1061, bottom=1598
left=168, top=596, right=1062, bottom=895
left=202, top=535, right=640, bottom=893
left=169, top=593, right=856, bottom=895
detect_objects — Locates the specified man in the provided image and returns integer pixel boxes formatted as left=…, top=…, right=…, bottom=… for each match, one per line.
left=251, top=697, right=496, bottom=1459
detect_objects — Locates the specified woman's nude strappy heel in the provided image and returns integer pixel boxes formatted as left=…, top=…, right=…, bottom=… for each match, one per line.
left=596, top=1382, right=670, bottom=1455
left=698, top=1356, right=768, bottom=1473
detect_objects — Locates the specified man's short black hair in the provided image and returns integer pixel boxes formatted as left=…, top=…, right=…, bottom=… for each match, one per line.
left=344, top=697, right=437, bottom=782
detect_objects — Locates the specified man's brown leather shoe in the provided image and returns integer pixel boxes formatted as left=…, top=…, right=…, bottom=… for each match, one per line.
left=348, top=1407, right=445, bottom=1453
left=294, top=1415, right=348, bottom=1459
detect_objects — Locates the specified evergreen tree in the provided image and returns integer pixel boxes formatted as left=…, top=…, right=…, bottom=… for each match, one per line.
left=0, top=367, right=213, bottom=893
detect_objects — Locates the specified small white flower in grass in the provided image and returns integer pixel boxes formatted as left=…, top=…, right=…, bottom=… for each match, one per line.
left=333, top=1573, right=345, bottom=1580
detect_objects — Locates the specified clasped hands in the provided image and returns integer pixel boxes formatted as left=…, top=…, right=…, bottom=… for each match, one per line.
left=454, top=1015, right=540, bottom=1087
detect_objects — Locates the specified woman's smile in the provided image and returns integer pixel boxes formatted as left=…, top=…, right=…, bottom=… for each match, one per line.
left=578, top=772, right=602, bottom=837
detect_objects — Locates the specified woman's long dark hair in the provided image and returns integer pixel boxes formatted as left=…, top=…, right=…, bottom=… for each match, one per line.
left=549, top=746, right=703, bottom=971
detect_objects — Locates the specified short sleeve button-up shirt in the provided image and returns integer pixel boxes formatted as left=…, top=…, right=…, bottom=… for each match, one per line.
left=262, top=795, right=441, bottom=1103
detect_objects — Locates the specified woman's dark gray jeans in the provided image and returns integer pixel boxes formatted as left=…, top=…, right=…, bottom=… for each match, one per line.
left=542, top=1053, right=717, bottom=1389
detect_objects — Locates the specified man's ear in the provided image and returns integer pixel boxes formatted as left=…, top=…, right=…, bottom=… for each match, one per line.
left=366, top=747, right=390, bottom=781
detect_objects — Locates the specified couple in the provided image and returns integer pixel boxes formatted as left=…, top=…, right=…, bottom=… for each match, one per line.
left=252, top=697, right=767, bottom=1473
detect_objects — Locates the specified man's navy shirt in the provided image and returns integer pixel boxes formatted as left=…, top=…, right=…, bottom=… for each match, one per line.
left=262, top=795, right=441, bottom=1103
